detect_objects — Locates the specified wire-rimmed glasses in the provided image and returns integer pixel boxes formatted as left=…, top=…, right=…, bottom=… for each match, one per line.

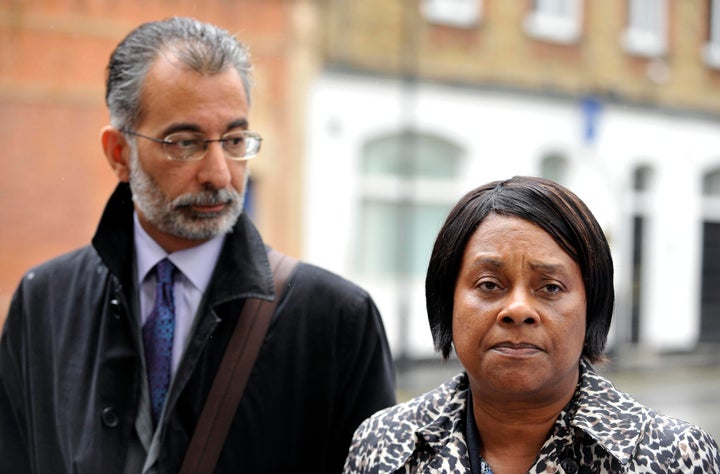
left=121, top=129, right=262, bottom=161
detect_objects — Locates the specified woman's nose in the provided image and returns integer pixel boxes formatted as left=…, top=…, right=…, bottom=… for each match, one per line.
left=497, top=287, right=540, bottom=325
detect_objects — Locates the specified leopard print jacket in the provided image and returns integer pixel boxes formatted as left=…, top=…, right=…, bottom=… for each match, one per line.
left=343, top=359, right=720, bottom=473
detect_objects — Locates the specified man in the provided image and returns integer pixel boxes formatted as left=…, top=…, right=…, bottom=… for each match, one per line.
left=0, top=17, right=396, bottom=473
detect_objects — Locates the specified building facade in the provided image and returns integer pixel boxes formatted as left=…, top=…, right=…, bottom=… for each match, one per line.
left=303, top=0, right=720, bottom=359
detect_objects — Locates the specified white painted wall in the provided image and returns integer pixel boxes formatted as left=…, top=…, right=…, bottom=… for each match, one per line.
left=304, top=70, right=720, bottom=359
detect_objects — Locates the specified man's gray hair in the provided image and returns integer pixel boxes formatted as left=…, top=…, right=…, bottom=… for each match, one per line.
left=105, top=17, right=253, bottom=129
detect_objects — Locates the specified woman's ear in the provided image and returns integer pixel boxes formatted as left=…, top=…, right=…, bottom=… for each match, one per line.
left=101, top=126, right=130, bottom=182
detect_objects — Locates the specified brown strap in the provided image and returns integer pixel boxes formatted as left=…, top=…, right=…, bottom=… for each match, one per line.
left=179, top=249, right=298, bottom=474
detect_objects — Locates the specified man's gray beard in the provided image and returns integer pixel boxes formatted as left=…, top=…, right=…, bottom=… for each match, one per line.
left=127, top=146, right=246, bottom=241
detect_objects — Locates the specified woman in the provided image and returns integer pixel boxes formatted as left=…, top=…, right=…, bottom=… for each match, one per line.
left=344, top=176, right=720, bottom=473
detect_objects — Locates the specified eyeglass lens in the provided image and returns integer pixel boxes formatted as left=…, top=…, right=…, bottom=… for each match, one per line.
left=164, top=131, right=260, bottom=161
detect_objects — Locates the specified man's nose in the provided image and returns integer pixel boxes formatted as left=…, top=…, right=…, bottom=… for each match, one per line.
left=197, top=142, right=232, bottom=189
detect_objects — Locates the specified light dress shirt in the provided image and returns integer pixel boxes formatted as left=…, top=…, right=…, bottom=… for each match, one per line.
left=134, top=213, right=224, bottom=375
left=131, top=212, right=225, bottom=474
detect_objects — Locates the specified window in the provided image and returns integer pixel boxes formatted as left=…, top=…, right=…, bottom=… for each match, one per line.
left=704, top=168, right=720, bottom=195
left=539, top=152, right=569, bottom=184
left=630, top=164, right=656, bottom=344
left=704, top=0, right=720, bottom=69
left=421, top=0, right=481, bottom=28
left=634, top=163, right=655, bottom=192
left=356, top=131, right=462, bottom=277
left=524, top=0, right=583, bottom=44
left=700, top=166, right=720, bottom=342
left=357, top=200, right=451, bottom=276
left=361, top=132, right=461, bottom=178
left=622, top=0, right=668, bottom=57
left=703, top=166, right=720, bottom=219
left=632, top=163, right=656, bottom=214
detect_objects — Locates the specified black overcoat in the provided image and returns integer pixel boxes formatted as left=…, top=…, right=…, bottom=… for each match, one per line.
left=0, top=183, right=397, bottom=473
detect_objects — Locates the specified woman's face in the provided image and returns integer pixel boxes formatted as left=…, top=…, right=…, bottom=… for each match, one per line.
left=452, top=213, right=586, bottom=405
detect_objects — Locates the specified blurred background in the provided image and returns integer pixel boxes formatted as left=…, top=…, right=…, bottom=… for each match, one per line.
left=2, top=0, right=720, bottom=438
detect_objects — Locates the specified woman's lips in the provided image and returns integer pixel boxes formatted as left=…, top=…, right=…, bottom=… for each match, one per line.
left=491, top=342, right=542, bottom=357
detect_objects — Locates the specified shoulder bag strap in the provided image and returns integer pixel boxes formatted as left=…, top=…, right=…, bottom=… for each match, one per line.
left=179, top=249, right=298, bottom=474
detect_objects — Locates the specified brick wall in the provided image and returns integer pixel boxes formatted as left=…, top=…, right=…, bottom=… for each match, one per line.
left=0, top=0, right=318, bottom=327
left=320, top=0, right=720, bottom=114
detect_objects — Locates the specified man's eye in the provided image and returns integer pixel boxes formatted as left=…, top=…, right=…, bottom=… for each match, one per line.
left=174, top=138, right=201, bottom=149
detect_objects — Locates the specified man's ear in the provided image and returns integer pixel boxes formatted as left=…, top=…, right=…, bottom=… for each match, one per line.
left=101, top=126, right=131, bottom=182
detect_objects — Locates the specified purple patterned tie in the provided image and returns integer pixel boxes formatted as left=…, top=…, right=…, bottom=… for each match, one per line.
left=143, top=258, right=176, bottom=425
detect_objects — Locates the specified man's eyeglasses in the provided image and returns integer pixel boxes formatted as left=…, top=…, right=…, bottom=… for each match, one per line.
left=121, top=129, right=262, bottom=162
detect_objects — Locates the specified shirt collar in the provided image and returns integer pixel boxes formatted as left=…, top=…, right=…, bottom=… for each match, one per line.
left=133, top=212, right=225, bottom=293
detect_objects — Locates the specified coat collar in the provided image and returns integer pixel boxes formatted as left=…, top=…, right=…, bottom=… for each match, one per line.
left=415, top=374, right=468, bottom=449
left=91, top=183, right=275, bottom=307
left=388, top=373, right=471, bottom=471
left=401, top=359, right=647, bottom=469
left=570, top=358, right=648, bottom=465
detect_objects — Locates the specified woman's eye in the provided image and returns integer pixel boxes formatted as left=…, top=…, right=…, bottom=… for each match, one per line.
left=478, top=281, right=499, bottom=291
left=543, top=284, right=562, bottom=294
